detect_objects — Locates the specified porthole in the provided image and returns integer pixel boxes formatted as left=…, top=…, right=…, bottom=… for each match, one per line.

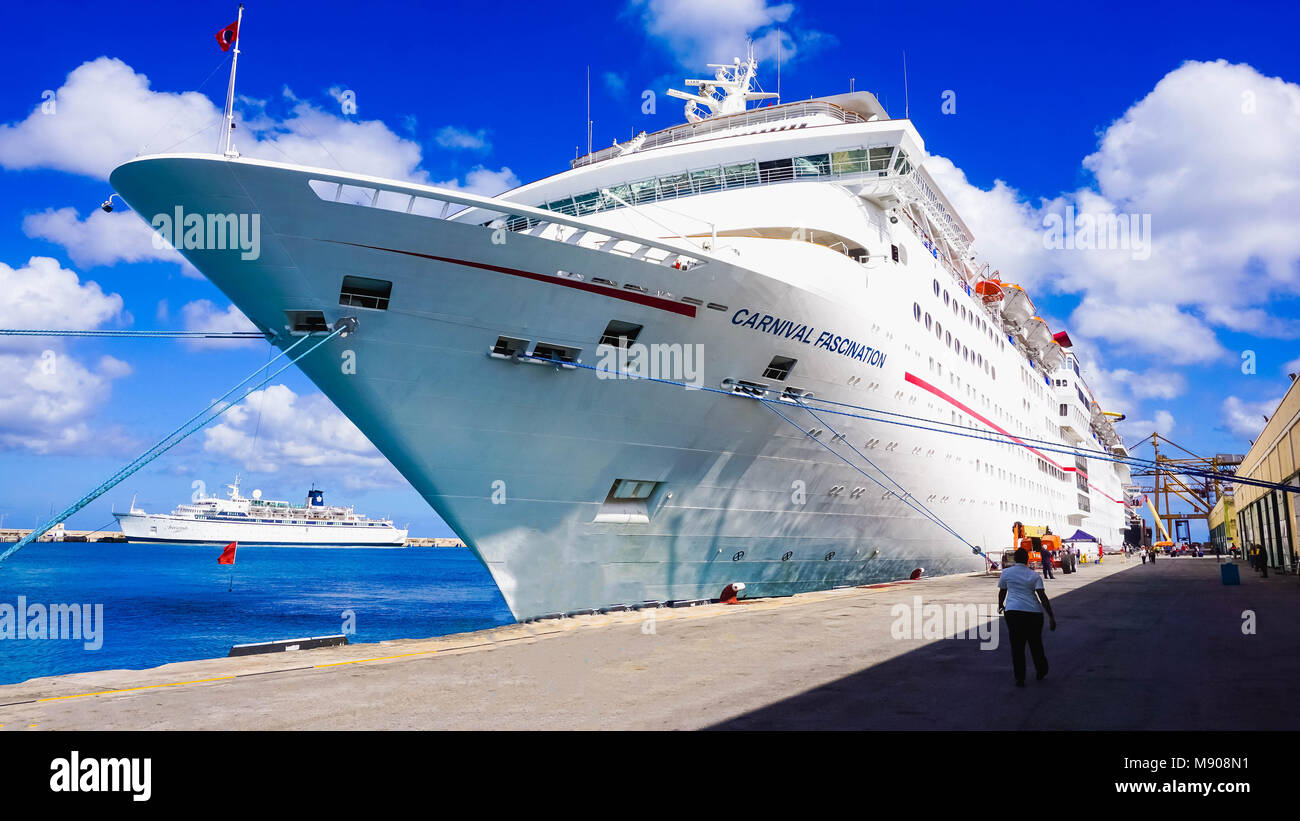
left=824, top=551, right=836, bottom=561
left=933, top=279, right=940, bottom=297
left=913, top=302, right=922, bottom=321
left=925, top=312, right=932, bottom=330
left=943, top=291, right=949, bottom=306
left=945, top=331, right=952, bottom=346
left=936, top=321, right=943, bottom=339
left=781, top=550, right=793, bottom=562
left=732, top=550, right=745, bottom=561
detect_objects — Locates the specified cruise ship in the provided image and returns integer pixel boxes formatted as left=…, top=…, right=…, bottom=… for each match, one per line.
left=115, top=478, right=408, bottom=546
left=108, top=48, right=1134, bottom=618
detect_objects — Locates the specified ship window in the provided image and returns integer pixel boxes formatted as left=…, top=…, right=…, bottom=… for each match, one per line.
left=490, top=336, right=529, bottom=357
left=893, top=150, right=912, bottom=175
left=831, top=149, right=866, bottom=174
left=1060, top=403, right=1068, bottom=417
left=599, top=320, right=643, bottom=347
left=946, top=331, right=952, bottom=347
left=572, top=191, right=602, bottom=216
left=690, top=167, right=723, bottom=194
left=763, top=356, right=797, bottom=381
left=944, top=291, right=950, bottom=306
left=723, top=162, right=759, bottom=187
left=933, top=279, right=940, bottom=297
left=935, top=321, right=943, bottom=339
left=892, top=244, right=900, bottom=263
left=285, top=310, right=330, bottom=334
left=629, top=178, right=659, bottom=204
left=531, top=342, right=580, bottom=364
left=869, top=147, right=894, bottom=171
left=758, top=158, right=793, bottom=184
left=658, top=172, right=691, bottom=196
left=913, top=303, right=921, bottom=322
left=924, top=312, right=932, bottom=330
left=337, top=184, right=379, bottom=206
left=339, top=275, right=392, bottom=311
left=794, top=154, right=830, bottom=177
left=610, top=479, right=660, bottom=500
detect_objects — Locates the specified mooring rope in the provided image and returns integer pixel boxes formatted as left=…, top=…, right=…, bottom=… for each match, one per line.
left=0, top=329, right=267, bottom=339
left=0, top=328, right=344, bottom=565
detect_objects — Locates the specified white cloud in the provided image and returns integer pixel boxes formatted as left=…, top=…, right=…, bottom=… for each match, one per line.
left=929, top=60, right=1300, bottom=372
left=180, top=299, right=261, bottom=349
left=633, top=0, right=827, bottom=69
left=1118, top=409, right=1175, bottom=440
left=202, top=384, right=401, bottom=489
left=1284, top=355, right=1300, bottom=376
left=0, top=257, right=132, bottom=453
left=0, top=57, right=515, bottom=187
left=434, top=166, right=520, bottom=196
left=0, top=256, right=124, bottom=337
left=2, top=58, right=520, bottom=270
left=22, top=206, right=199, bottom=275
left=435, top=126, right=491, bottom=152
left=1221, top=395, right=1283, bottom=440
left=603, top=72, right=628, bottom=99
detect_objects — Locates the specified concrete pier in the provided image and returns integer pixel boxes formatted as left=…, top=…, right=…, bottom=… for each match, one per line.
left=1, top=556, right=1294, bottom=730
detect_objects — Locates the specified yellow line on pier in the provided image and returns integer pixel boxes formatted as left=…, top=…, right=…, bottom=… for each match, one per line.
left=37, top=675, right=238, bottom=703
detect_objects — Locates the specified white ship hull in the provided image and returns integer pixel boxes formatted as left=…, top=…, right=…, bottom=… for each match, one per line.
left=110, top=151, right=1131, bottom=620
left=115, top=512, right=407, bottom=546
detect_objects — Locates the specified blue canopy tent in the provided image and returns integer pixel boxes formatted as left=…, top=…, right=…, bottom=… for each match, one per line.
left=1062, top=529, right=1098, bottom=542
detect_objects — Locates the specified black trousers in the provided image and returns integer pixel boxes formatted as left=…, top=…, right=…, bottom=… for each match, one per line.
left=1005, top=610, right=1048, bottom=682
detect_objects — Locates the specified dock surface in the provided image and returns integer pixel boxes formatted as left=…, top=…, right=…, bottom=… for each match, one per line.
left=1, top=556, right=1294, bottom=730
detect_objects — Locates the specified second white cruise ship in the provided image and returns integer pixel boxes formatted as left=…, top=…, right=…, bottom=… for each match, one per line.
left=115, top=478, right=408, bottom=546
left=108, top=47, right=1136, bottom=619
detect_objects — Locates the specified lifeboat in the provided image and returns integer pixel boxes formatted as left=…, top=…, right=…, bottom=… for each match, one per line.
left=1021, top=315, right=1052, bottom=350
left=974, top=278, right=1004, bottom=306
left=999, top=283, right=1036, bottom=326
left=1038, top=341, right=1065, bottom=371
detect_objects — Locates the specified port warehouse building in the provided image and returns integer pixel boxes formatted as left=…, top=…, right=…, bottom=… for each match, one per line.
left=1230, top=375, right=1300, bottom=570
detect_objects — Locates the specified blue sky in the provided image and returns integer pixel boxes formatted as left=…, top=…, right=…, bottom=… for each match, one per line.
left=0, top=0, right=1296, bottom=539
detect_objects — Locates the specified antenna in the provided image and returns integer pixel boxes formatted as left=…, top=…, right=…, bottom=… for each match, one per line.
left=586, top=66, right=592, bottom=157
left=902, top=49, right=909, bottom=119
left=776, top=28, right=782, bottom=103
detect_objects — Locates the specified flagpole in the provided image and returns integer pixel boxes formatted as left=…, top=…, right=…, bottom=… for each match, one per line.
left=220, top=3, right=245, bottom=157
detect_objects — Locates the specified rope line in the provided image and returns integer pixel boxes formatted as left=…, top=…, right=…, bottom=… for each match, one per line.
left=0, top=329, right=267, bottom=339
left=762, top=400, right=985, bottom=557
left=519, top=352, right=1297, bottom=497
left=0, top=330, right=342, bottom=565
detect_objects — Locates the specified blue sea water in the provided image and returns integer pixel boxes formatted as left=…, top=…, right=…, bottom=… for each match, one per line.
left=0, top=542, right=514, bottom=686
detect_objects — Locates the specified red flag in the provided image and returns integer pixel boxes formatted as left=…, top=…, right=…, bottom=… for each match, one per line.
left=215, top=20, right=239, bottom=51
left=218, top=541, right=237, bottom=565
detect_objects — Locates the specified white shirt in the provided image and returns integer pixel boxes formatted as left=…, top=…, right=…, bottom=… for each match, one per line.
left=998, top=564, right=1044, bottom=613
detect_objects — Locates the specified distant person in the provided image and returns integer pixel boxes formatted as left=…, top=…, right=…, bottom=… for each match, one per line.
left=1149, top=547, right=1156, bottom=563
left=1141, top=549, right=1147, bottom=565
left=1041, top=544, right=1055, bottom=580
left=998, top=548, right=1056, bottom=687
left=1258, top=547, right=1269, bottom=578
left=1248, top=548, right=1256, bottom=570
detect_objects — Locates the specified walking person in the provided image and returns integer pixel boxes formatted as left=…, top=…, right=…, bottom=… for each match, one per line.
left=998, top=548, right=1057, bottom=687
left=1041, top=542, right=1055, bottom=580
left=1258, top=546, right=1269, bottom=578
left=1141, top=549, right=1147, bottom=565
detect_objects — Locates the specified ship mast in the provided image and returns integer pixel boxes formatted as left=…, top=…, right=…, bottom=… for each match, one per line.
left=219, top=3, right=245, bottom=157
